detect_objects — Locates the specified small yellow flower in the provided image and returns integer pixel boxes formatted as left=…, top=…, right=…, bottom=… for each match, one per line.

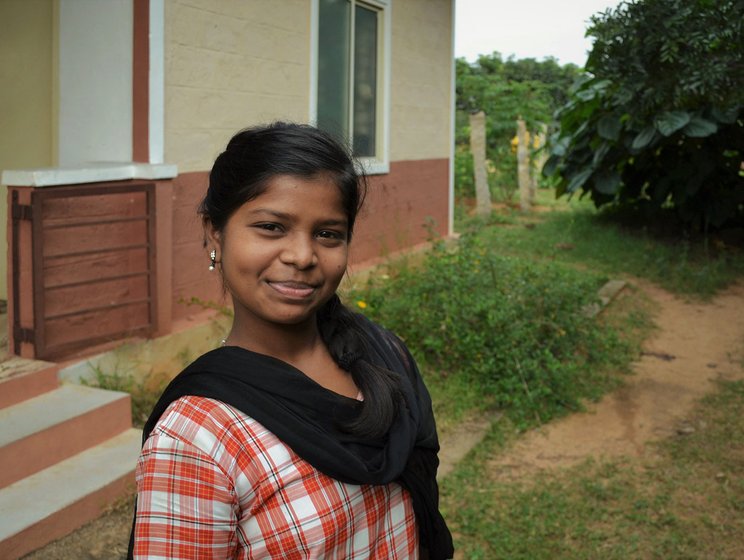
left=356, top=300, right=368, bottom=309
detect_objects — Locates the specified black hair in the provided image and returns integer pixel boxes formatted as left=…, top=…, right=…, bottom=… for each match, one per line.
left=201, top=122, right=363, bottom=238
left=200, top=122, right=402, bottom=438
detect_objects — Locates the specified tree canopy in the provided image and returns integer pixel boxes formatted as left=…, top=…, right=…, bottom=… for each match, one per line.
left=457, top=52, right=580, bottom=140
left=544, top=0, right=744, bottom=230
left=455, top=52, right=581, bottom=198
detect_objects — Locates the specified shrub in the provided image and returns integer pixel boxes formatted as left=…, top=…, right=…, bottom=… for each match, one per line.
left=544, top=0, right=744, bottom=231
left=350, top=233, right=634, bottom=426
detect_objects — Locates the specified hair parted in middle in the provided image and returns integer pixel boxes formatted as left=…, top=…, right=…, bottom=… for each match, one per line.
left=200, top=122, right=366, bottom=239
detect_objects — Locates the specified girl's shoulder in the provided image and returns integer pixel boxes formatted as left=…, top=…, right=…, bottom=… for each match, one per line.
left=152, top=395, right=275, bottom=457
left=144, top=395, right=306, bottom=492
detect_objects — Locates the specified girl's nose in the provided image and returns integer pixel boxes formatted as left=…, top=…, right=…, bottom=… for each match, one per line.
left=279, top=235, right=318, bottom=269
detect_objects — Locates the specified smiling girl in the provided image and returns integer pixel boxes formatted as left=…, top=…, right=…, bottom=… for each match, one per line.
left=129, top=123, right=453, bottom=559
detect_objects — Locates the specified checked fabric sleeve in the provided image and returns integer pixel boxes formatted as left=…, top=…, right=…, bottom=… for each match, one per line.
left=133, top=395, right=419, bottom=559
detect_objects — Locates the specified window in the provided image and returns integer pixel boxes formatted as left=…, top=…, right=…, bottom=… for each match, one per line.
left=315, top=0, right=389, bottom=171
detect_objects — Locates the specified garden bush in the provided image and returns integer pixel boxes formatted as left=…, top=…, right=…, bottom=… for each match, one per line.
left=349, top=233, right=634, bottom=426
left=544, top=0, right=744, bottom=231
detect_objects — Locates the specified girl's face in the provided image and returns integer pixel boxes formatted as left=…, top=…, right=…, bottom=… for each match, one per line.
left=208, top=174, right=349, bottom=333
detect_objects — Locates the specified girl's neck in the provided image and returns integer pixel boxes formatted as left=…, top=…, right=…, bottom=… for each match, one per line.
left=225, top=317, right=324, bottom=365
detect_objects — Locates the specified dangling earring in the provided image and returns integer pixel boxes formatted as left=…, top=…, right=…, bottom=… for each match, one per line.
left=209, top=249, right=217, bottom=271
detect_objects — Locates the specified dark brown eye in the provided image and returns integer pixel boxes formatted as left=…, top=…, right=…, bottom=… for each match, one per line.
left=256, top=223, right=283, bottom=232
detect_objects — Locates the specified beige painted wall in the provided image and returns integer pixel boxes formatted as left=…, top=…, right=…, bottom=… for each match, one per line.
left=0, top=0, right=55, bottom=302
left=390, top=0, right=453, bottom=161
left=164, top=0, right=454, bottom=171
left=164, top=0, right=312, bottom=172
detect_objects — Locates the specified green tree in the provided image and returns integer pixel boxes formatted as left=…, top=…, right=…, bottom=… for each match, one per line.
left=544, top=0, right=744, bottom=230
left=456, top=53, right=581, bottom=200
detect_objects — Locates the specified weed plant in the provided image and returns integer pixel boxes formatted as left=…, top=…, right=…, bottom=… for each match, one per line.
left=83, top=364, right=168, bottom=428
left=349, top=231, right=638, bottom=429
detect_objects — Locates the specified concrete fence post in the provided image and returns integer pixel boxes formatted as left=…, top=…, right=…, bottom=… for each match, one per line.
left=469, top=111, right=491, bottom=216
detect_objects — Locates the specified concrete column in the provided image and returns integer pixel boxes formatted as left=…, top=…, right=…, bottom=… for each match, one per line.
left=469, top=111, right=491, bottom=216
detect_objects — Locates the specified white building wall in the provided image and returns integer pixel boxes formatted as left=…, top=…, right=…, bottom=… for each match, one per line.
left=164, top=0, right=311, bottom=172
left=58, top=0, right=133, bottom=165
left=390, top=0, right=453, bottom=161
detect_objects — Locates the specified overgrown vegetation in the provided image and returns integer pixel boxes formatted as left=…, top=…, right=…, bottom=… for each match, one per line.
left=348, top=227, right=642, bottom=429
left=545, top=0, right=744, bottom=231
left=440, top=379, right=744, bottom=559
left=82, top=363, right=169, bottom=428
left=469, top=196, right=744, bottom=298
left=456, top=53, right=582, bottom=200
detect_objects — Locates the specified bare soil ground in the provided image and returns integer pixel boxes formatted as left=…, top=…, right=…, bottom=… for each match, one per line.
left=491, top=279, right=744, bottom=477
left=22, top=280, right=744, bottom=559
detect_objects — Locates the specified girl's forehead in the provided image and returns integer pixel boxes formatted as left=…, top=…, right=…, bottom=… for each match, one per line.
left=238, top=174, right=347, bottom=215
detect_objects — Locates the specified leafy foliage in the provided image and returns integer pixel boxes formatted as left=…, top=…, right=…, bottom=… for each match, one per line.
left=456, top=53, right=582, bottom=200
left=544, top=0, right=744, bottom=230
left=350, top=232, right=635, bottom=426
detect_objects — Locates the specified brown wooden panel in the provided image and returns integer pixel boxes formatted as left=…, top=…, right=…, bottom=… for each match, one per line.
left=44, top=275, right=150, bottom=317
left=43, top=302, right=150, bottom=351
left=43, top=248, right=149, bottom=289
left=42, top=220, right=148, bottom=258
left=25, top=182, right=157, bottom=360
left=41, top=192, right=147, bottom=225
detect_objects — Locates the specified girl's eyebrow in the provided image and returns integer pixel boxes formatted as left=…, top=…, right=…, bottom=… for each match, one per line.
left=246, top=208, right=291, bottom=219
left=247, top=208, right=348, bottom=226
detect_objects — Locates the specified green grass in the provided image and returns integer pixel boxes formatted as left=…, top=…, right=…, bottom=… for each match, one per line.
left=440, top=379, right=744, bottom=559
left=363, top=192, right=743, bottom=557
left=347, top=217, right=653, bottom=431
left=462, top=193, right=744, bottom=298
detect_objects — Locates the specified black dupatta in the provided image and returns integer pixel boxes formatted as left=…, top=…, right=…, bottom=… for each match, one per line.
left=129, top=320, right=453, bottom=559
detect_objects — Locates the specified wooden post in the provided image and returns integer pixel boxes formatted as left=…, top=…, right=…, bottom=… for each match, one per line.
left=469, top=111, right=491, bottom=216
left=517, top=118, right=532, bottom=211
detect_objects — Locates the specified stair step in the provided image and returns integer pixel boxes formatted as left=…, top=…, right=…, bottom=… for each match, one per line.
left=0, top=428, right=142, bottom=560
left=0, top=358, right=59, bottom=409
left=0, top=384, right=132, bottom=488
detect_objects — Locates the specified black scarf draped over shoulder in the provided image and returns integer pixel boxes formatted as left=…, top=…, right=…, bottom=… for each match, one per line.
left=130, top=318, right=454, bottom=560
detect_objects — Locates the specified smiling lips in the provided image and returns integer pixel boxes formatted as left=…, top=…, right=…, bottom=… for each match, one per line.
left=268, top=281, right=316, bottom=299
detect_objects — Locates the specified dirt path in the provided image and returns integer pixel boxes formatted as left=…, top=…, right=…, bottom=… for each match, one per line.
left=492, top=280, right=744, bottom=477
left=22, top=280, right=744, bottom=558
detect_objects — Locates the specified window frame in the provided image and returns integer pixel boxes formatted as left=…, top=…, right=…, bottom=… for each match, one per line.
left=310, top=0, right=391, bottom=175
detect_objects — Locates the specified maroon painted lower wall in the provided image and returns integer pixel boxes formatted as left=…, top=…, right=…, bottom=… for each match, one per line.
left=352, top=158, right=450, bottom=264
left=170, top=173, right=226, bottom=322
left=170, top=157, right=450, bottom=321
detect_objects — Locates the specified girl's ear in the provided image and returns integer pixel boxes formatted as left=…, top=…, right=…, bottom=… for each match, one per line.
left=204, top=219, right=222, bottom=256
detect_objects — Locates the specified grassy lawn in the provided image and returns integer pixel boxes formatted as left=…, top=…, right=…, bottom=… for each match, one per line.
left=463, top=192, right=744, bottom=298
left=352, top=191, right=744, bottom=559
left=441, top=379, right=744, bottom=559
left=86, top=188, right=743, bottom=559
left=430, top=193, right=744, bottom=559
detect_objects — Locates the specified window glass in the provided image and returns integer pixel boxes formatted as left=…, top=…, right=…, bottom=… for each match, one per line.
left=352, top=5, right=377, bottom=157
left=317, top=0, right=351, bottom=140
left=317, top=0, right=381, bottom=160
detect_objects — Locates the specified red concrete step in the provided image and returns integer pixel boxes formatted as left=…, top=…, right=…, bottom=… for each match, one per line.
left=0, top=428, right=141, bottom=560
left=0, top=358, right=59, bottom=409
left=0, top=384, right=132, bottom=488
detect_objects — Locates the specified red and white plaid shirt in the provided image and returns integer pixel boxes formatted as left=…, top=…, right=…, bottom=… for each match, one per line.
left=134, top=395, right=419, bottom=559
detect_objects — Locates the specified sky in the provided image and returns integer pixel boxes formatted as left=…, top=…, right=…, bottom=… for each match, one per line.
left=455, top=0, right=623, bottom=67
